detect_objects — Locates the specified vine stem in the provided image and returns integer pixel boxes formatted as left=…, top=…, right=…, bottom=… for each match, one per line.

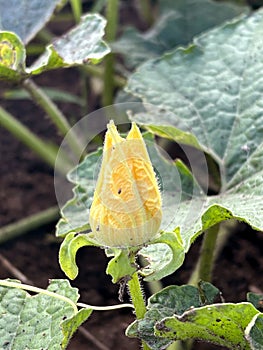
left=0, top=106, right=67, bottom=174
left=77, top=302, right=134, bottom=311
left=22, top=79, right=83, bottom=157
left=138, top=0, right=154, bottom=26
left=128, top=272, right=151, bottom=350
left=0, top=280, right=79, bottom=314
left=0, top=280, right=134, bottom=314
left=70, top=0, right=82, bottom=23
left=102, top=0, right=119, bottom=106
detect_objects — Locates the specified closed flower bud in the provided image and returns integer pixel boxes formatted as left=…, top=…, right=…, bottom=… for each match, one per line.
left=89, top=120, right=162, bottom=248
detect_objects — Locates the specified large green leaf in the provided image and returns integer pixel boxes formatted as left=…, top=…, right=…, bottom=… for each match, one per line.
left=0, top=279, right=92, bottom=350
left=126, top=282, right=221, bottom=350
left=114, top=0, right=247, bottom=68
left=155, top=303, right=260, bottom=349
left=0, top=0, right=63, bottom=44
left=127, top=283, right=262, bottom=350
left=126, top=9, right=263, bottom=250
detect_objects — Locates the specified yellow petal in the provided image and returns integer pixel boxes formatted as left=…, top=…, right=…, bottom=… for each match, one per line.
left=89, top=120, right=162, bottom=248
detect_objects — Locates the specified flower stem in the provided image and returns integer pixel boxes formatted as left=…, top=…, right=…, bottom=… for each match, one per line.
left=22, top=79, right=83, bottom=157
left=128, top=272, right=146, bottom=320
left=127, top=272, right=150, bottom=350
left=102, top=0, right=119, bottom=106
left=0, top=105, right=67, bottom=174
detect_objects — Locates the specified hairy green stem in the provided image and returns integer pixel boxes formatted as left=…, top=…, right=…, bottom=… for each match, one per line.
left=22, top=79, right=83, bottom=157
left=0, top=206, right=59, bottom=244
left=0, top=106, right=67, bottom=174
left=128, top=272, right=150, bottom=350
left=102, top=0, right=119, bottom=106
left=128, top=272, right=146, bottom=320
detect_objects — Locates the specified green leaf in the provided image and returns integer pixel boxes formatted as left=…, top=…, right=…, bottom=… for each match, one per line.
left=155, top=303, right=260, bottom=349
left=61, top=308, right=93, bottom=349
left=245, top=313, right=263, bottom=350
left=0, top=279, right=92, bottom=350
left=0, top=31, right=26, bottom=81
left=127, top=9, right=263, bottom=251
left=29, top=14, right=110, bottom=75
left=139, top=230, right=185, bottom=282
left=247, top=292, right=263, bottom=311
left=114, top=0, right=247, bottom=68
left=126, top=283, right=221, bottom=350
left=59, top=232, right=99, bottom=279
left=56, top=186, right=91, bottom=237
left=56, top=149, right=102, bottom=237
left=106, top=249, right=137, bottom=284
left=0, top=0, right=63, bottom=44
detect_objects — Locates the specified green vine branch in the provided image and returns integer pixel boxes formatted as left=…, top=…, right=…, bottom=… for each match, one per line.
left=0, top=105, right=68, bottom=174
left=0, top=206, right=59, bottom=244
left=102, top=0, right=119, bottom=106
left=0, top=280, right=134, bottom=314
left=22, top=79, right=83, bottom=157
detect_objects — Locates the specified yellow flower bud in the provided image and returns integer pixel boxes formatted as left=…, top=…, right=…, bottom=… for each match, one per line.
left=89, top=120, right=162, bottom=248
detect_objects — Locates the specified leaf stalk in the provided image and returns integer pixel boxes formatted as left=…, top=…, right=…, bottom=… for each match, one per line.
left=0, top=105, right=67, bottom=174
left=22, top=79, right=83, bottom=157
left=0, top=206, right=59, bottom=244
left=102, top=0, right=119, bottom=106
